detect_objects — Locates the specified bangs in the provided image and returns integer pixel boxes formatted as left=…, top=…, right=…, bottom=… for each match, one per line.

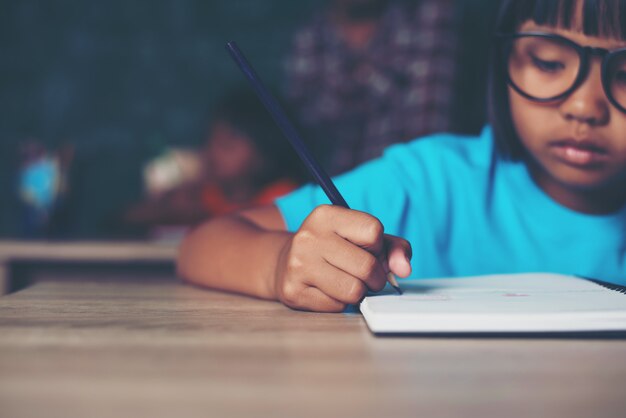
left=500, top=0, right=626, bottom=40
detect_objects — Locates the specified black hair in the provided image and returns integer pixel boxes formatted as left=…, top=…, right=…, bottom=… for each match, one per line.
left=488, top=0, right=626, bottom=160
left=209, top=88, right=305, bottom=185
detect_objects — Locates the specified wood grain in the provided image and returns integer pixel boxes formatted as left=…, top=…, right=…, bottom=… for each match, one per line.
left=0, top=240, right=178, bottom=263
left=1, top=279, right=626, bottom=418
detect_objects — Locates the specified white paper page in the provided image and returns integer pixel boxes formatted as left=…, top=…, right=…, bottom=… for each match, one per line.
left=360, top=273, right=626, bottom=333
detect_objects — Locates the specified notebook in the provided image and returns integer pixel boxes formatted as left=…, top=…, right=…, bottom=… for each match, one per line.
left=360, top=273, right=626, bottom=334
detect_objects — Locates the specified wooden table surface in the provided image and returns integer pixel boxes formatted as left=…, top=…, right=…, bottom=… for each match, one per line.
left=1, top=278, right=626, bottom=418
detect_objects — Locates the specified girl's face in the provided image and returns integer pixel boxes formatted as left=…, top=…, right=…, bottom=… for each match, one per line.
left=205, top=122, right=265, bottom=184
left=509, top=21, right=626, bottom=213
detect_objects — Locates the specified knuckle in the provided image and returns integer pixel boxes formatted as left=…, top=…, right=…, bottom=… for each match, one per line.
left=292, top=229, right=316, bottom=248
left=311, top=204, right=332, bottom=220
left=357, top=254, right=378, bottom=278
left=285, top=254, right=304, bottom=274
left=361, top=218, right=384, bottom=242
left=345, top=280, right=366, bottom=304
left=280, top=282, right=300, bottom=306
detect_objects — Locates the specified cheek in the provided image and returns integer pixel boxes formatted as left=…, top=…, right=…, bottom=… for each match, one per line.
left=610, top=112, right=626, bottom=152
left=508, top=88, right=559, bottom=150
left=229, top=147, right=257, bottom=173
left=210, top=145, right=257, bottom=178
left=614, top=123, right=626, bottom=175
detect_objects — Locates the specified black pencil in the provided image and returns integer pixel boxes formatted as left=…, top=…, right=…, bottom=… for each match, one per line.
left=225, top=41, right=403, bottom=296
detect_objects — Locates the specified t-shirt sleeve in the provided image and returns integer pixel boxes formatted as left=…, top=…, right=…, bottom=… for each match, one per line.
left=274, top=146, right=415, bottom=236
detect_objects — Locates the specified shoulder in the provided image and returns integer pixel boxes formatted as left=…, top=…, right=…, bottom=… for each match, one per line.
left=383, top=127, right=494, bottom=173
left=255, top=179, right=300, bottom=205
left=374, top=127, right=496, bottom=206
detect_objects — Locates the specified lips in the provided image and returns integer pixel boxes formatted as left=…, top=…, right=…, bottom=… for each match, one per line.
left=548, top=139, right=610, bottom=167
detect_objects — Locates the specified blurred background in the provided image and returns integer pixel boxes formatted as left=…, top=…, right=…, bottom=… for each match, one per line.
left=0, top=0, right=498, bottom=241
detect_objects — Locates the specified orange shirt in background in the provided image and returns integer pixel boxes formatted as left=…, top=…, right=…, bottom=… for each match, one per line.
left=201, top=179, right=298, bottom=217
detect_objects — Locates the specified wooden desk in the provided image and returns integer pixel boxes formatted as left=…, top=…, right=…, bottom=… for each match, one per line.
left=1, top=279, right=626, bottom=418
left=0, top=240, right=177, bottom=294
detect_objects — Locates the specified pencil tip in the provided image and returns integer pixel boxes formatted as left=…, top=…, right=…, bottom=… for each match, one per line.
left=387, top=272, right=403, bottom=295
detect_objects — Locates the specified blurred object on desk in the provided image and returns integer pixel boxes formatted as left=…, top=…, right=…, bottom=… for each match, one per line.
left=143, top=148, right=203, bottom=199
left=17, top=139, right=75, bottom=238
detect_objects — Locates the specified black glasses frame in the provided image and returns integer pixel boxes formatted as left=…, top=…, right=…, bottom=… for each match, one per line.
left=496, top=32, right=626, bottom=114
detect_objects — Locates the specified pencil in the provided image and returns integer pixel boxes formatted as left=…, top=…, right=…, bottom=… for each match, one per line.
left=225, top=41, right=403, bottom=296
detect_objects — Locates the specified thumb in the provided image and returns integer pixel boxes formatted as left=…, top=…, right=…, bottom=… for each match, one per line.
left=383, top=234, right=412, bottom=278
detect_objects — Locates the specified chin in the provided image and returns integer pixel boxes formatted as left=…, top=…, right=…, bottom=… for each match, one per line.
left=551, top=167, right=617, bottom=192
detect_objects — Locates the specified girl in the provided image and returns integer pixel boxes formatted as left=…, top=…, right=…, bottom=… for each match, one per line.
left=178, top=0, right=626, bottom=312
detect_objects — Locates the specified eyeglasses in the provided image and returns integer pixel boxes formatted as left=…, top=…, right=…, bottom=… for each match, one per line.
left=496, top=32, right=626, bottom=114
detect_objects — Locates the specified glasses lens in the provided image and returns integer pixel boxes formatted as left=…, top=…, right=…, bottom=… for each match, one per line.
left=507, top=36, right=580, bottom=99
left=607, top=51, right=626, bottom=111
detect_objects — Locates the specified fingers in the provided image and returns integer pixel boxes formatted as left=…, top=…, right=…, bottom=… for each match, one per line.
left=319, top=235, right=387, bottom=292
left=303, top=259, right=370, bottom=305
left=277, top=205, right=412, bottom=313
left=305, top=205, right=385, bottom=254
left=280, top=233, right=397, bottom=312
left=384, top=234, right=412, bottom=278
left=299, top=287, right=346, bottom=312
left=280, top=282, right=347, bottom=313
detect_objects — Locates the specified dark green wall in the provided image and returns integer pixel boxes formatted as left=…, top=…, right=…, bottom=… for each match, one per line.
left=0, top=0, right=320, bottom=238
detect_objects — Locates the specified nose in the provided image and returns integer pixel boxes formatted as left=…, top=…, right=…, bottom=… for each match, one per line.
left=558, top=59, right=610, bottom=126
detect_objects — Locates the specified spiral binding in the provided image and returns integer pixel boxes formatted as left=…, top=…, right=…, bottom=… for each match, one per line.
left=587, top=278, right=626, bottom=295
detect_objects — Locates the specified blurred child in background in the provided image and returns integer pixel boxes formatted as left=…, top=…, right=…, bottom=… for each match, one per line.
left=200, top=91, right=301, bottom=217
left=124, top=90, right=301, bottom=236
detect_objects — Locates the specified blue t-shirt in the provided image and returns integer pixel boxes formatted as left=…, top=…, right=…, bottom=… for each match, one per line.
left=275, top=127, right=626, bottom=285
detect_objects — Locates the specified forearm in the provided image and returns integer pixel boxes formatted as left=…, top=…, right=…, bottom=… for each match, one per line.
left=177, top=214, right=291, bottom=300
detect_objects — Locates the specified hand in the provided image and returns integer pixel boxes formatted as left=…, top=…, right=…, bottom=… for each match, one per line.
left=274, top=205, right=412, bottom=312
